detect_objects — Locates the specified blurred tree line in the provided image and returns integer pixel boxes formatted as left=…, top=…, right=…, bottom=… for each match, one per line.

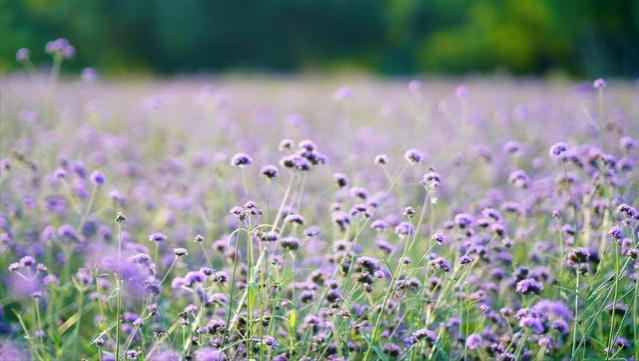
left=2, top=0, right=638, bottom=77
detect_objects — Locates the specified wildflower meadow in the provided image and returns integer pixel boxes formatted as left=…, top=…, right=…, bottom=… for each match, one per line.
left=1, top=40, right=638, bottom=361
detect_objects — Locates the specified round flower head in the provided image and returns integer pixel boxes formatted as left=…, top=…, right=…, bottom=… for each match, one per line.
left=466, top=333, right=482, bottom=350
left=395, top=221, right=415, bottom=238
left=298, top=139, right=317, bottom=152
left=516, top=278, right=544, bottom=295
left=616, top=204, right=638, bottom=220
left=173, top=248, right=188, bottom=257
left=408, top=80, right=422, bottom=92
left=508, top=170, right=529, bottom=188
left=374, top=154, right=388, bottom=165
left=149, top=232, right=168, bottom=242
left=230, top=153, right=252, bottom=167
left=455, top=84, right=469, bottom=98
left=45, top=38, right=75, bottom=59
left=260, top=231, right=279, bottom=242
left=82, top=67, right=97, bottom=82
left=608, top=225, right=623, bottom=240
left=115, top=212, right=127, bottom=223
left=549, top=142, right=568, bottom=160
left=260, top=165, right=279, bottom=179
left=333, top=173, right=348, bottom=188
left=334, top=86, right=353, bottom=101
left=284, top=214, right=305, bottom=225
left=593, top=78, right=606, bottom=89
left=90, top=170, right=106, bottom=185
left=279, top=138, right=294, bottom=151
left=280, top=236, right=300, bottom=250
left=1, top=158, right=12, bottom=172
left=194, top=347, right=226, bottom=361
left=619, top=136, right=637, bottom=152
left=404, top=149, right=423, bottom=164
left=16, top=48, right=30, bottom=62
left=422, top=171, right=442, bottom=188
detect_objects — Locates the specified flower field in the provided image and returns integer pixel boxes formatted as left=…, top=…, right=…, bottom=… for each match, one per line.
left=1, top=53, right=638, bottom=360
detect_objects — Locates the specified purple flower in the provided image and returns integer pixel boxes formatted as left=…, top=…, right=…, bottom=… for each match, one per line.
left=90, top=170, right=106, bottom=185
left=149, top=232, right=168, bottom=242
left=549, top=142, right=568, bottom=160
left=608, top=225, right=623, bottom=240
left=466, top=333, right=482, bottom=350
left=82, top=67, right=97, bottom=82
left=408, top=80, right=422, bottom=92
left=58, top=224, right=79, bottom=241
left=454, top=213, right=473, bottom=228
left=16, top=48, right=30, bottom=62
left=404, top=149, right=423, bottom=164
left=230, top=153, right=252, bottom=167
left=593, top=78, right=606, bottom=88
left=45, top=38, right=75, bottom=59
left=516, top=278, right=544, bottom=295
left=455, top=84, right=469, bottom=98
left=334, top=86, right=353, bottom=101
left=394, top=221, right=415, bottom=238
left=194, top=347, right=226, bottom=361
left=422, top=171, right=442, bottom=188
left=374, top=154, right=388, bottom=165
left=520, top=316, right=545, bottom=334
left=148, top=349, right=180, bottom=361
left=260, top=165, right=279, bottom=179
left=280, top=237, right=300, bottom=250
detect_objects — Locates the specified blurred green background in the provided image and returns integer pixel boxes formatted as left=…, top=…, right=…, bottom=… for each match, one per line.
left=2, top=0, right=638, bottom=77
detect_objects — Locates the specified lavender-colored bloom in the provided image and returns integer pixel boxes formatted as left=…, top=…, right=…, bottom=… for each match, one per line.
left=549, top=141, right=568, bottom=160
left=148, top=349, right=180, bottom=361
left=58, top=224, right=79, bottom=240
left=16, top=48, right=30, bottom=62
left=370, top=219, right=388, bottom=231
left=280, top=237, right=300, bottom=250
left=149, top=232, right=168, bottom=242
left=334, top=86, right=353, bottom=101
left=454, top=213, right=473, bottom=228
left=260, top=164, right=279, bottom=179
left=394, top=221, right=415, bottom=238
left=284, top=214, right=305, bottom=225
left=520, top=316, right=544, bottom=334
left=508, top=170, right=529, bottom=188
left=533, top=299, right=572, bottom=321
left=404, top=149, right=423, bottom=164
left=374, top=154, right=388, bottom=165
left=466, top=333, right=482, bottom=350
left=516, top=278, right=544, bottom=295
left=608, top=225, right=623, bottom=240
left=616, top=204, right=638, bottom=220
left=593, top=78, right=606, bottom=88
left=82, top=67, right=97, bottom=82
left=431, top=232, right=444, bottom=244
left=298, top=139, right=317, bottom=152
left=173, top=248, right=188, bottom=257
left=90, top=170, right=106, bottom=185
left=184, top=271, right=206, bottom=286
left=455, top=84, right=469, bottom=98
left=279, top=138, right=294, bottom=150
left=194, top=347, right=226, bottom=361
left=230, top=152, right=252, bottom=167
left=45, top=38, right=75, bottom=59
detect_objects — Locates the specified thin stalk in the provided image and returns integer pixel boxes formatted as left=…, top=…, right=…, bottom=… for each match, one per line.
left=571, top=272, right=580, bottom=359
left=605, top=241, right=620, bottom=360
